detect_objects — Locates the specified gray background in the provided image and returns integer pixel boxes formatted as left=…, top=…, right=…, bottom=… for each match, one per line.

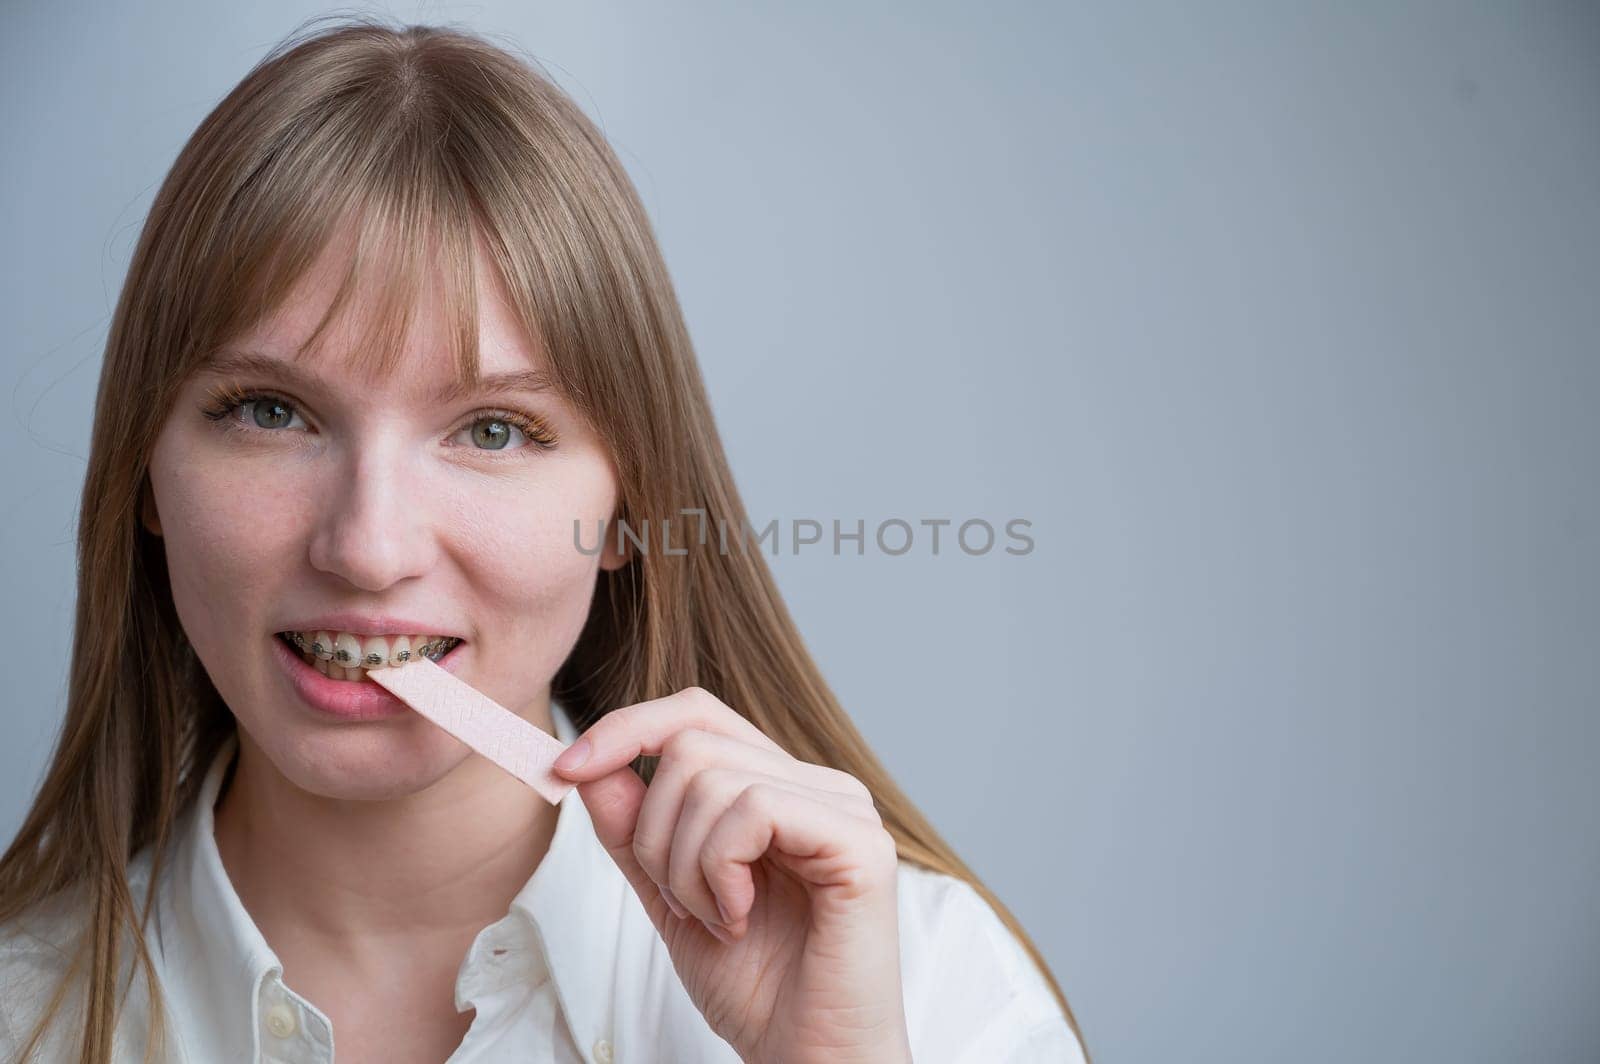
left=3, top=3, right=1597, bottom=1062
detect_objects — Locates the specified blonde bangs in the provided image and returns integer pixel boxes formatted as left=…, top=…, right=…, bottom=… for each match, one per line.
left=197, top=80, right=487, bottom=393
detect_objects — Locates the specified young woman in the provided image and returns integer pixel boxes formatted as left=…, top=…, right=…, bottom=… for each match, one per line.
left=0, top=18, right=1089, bottom=1063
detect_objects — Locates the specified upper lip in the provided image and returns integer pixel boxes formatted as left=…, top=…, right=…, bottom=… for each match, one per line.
left=277, top=613, right=467, bottom=639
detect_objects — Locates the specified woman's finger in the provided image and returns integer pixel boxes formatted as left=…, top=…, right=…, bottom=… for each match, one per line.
left=663, top=766, right=881, bottom=931
left=632, top=727, right=878, bottom=898
left=700, top=784, right=901, bottom=934
left=553, top=686, right=787, bottom=780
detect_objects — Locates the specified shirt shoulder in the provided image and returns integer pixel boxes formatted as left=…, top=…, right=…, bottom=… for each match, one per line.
left=895, top=862, right=1087, bottom=1064
left=0, top=848, right=161, bottom=1061
left=0, top=879, right=91, bottom=1058
left=0, top=846, right=157, bottom=952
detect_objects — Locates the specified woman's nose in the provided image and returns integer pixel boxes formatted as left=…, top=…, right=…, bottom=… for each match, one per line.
left=306, top=443, right=440, bottom=591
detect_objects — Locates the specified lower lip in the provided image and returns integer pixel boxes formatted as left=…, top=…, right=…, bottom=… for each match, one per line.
left=271, top=634, right=466, bottom=722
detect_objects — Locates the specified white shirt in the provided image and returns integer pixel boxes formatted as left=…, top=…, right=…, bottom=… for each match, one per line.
left=1, top=702, right=1085, bottom=1062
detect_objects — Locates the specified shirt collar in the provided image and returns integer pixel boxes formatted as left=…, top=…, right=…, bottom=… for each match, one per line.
left=161, top=699, right=627, bottom=1059
left=164, top=725, right=292, bottom=1062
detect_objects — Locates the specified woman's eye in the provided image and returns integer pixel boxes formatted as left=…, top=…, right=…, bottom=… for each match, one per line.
left=456, top=416, right=526, bottom=452
left=245, top=398, right=304, bottom=430
left=203, top=387, right=556, bottom=456
left=203, top=390, right=310, bottom=434
left=449, top=411, right=557, bottom=455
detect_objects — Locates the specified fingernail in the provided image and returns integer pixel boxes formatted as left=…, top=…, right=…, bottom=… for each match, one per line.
left=555, top=738, right=591, bottom=772
left=659, top=885, right=689, bottom=920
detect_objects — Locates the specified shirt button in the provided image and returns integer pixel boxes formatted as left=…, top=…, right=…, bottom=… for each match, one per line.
left=592, top=1037, right=613, bottom=1063
left=265, top=1002, right=298, bottom=1038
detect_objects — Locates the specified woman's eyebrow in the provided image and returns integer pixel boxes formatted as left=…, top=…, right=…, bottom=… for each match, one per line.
left=200, top=350, right=555, bottom=401
left=434, top=368, right=555, bottom=403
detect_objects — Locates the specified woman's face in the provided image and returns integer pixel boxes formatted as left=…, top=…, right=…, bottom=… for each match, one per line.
left=144, top=234, right=625, bottom=800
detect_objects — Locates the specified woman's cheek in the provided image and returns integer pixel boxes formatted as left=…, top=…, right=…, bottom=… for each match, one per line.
left=152, top=449, right=315, bottom=695
left=465, top=469, right=615, bottom=673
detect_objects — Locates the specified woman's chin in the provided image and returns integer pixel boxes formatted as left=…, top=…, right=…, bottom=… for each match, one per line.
left=243, top=723, right=472, bottom=801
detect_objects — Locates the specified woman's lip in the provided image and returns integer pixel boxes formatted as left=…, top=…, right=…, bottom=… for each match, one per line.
left=270, top=633, right=465, bottom=722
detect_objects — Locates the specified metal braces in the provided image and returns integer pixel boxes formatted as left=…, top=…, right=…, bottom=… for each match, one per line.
left=287, top=631, right=453, bottom=666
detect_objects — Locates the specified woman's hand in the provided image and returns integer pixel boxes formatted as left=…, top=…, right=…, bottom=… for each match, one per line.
left=551, top=687, right=913, bottom=1064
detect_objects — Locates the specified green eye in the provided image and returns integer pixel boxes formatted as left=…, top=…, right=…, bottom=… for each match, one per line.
left=471, top=419, right=514, bottom=450
left=202, top=387, right=557, bottom=456
left=201, top=386, right=309, bottom=437
left=251, top=400, right=295, bottom=429
left=453, top=408, right=557, bottom=455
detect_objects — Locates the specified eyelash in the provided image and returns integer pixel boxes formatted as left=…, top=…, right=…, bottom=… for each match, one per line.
left=199, top=384, right=560, bottom=456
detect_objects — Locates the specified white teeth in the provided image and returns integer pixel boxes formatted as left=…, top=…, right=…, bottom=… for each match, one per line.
left=360, top=635, right=390, bottom=670
left=311, top=631, right=335, bottom=661
left=332, top=632, right=362, bottom=668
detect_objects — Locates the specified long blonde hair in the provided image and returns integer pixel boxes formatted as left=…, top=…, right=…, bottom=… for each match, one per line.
left=0, top=16, right=1088, bottom=1062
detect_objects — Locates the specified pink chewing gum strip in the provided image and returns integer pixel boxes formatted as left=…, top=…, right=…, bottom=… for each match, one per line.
left=368, top=658, right=574, bottom=805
